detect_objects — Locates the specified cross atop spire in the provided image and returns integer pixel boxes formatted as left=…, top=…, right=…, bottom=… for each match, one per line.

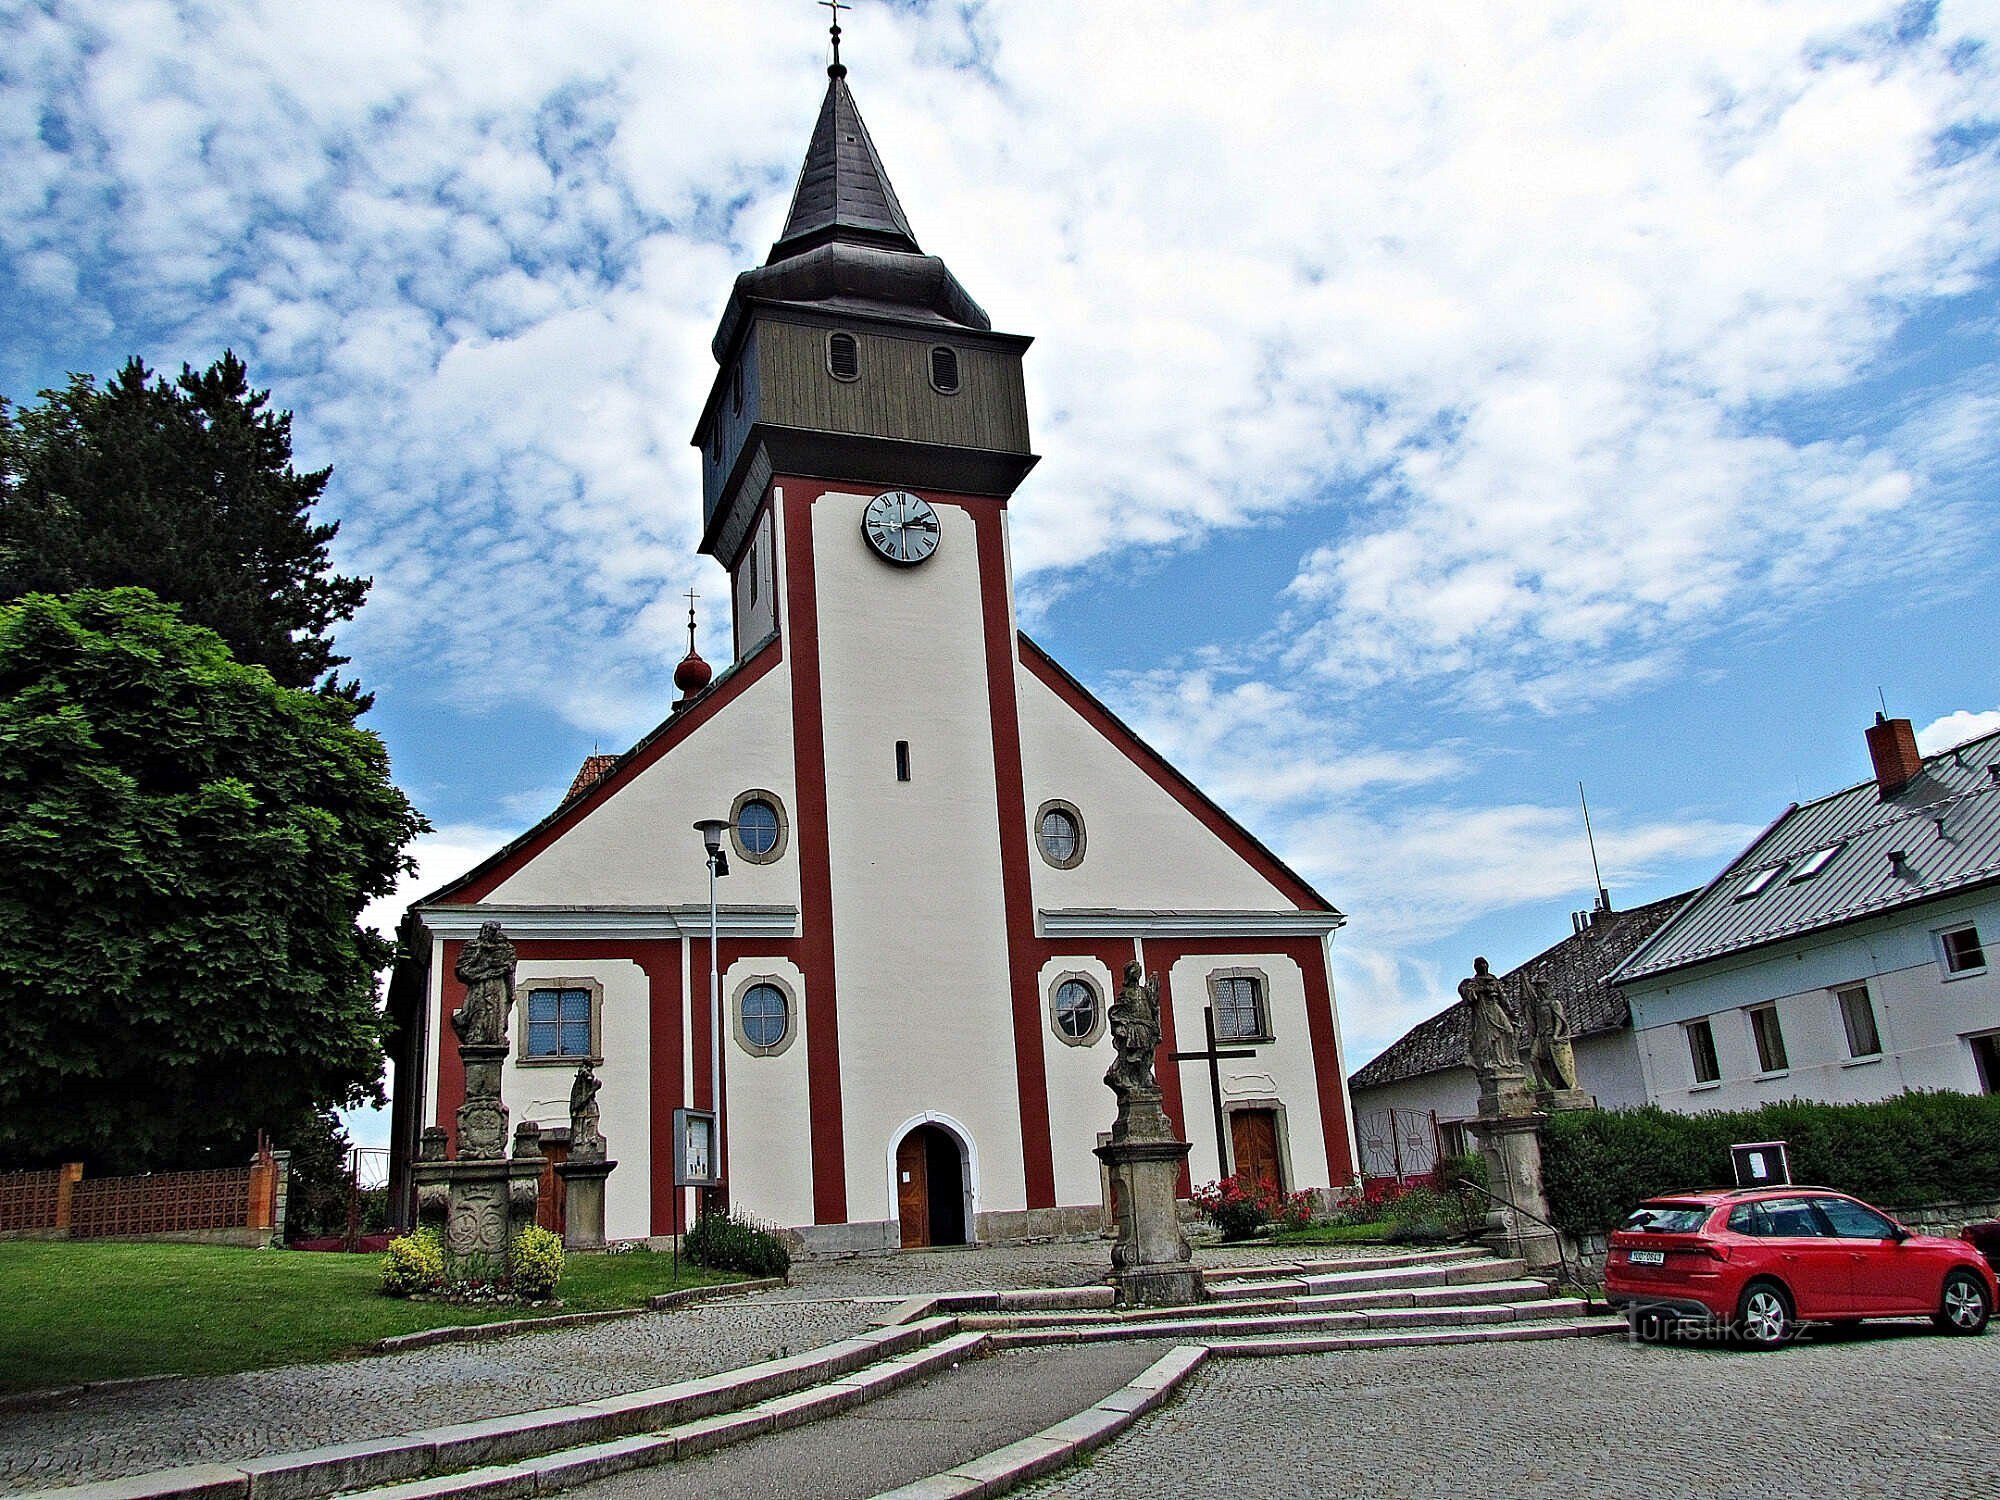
left=819, top=0, right=848, bottom=78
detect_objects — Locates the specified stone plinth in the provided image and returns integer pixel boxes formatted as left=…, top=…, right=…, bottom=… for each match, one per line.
left=410, top=1153, right=542, bottom=1263
left=1094, top=1133, right=1203, bottom=1307
left=1476, top=1062, right=1535, bottom=1122
left=1538, top=1086, right=1597, bottom=1113
left=1467, top=1109, right=1562, bottom=1274
left=556, top=1159, right=617, bottom=1251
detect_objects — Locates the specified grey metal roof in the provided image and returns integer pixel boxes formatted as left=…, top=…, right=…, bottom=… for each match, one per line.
left=1618, top=728, right=2000, bottom=982
left=1348, top=890, right=1695, bottom=1091
left=770, top=75, right=919, bottom=261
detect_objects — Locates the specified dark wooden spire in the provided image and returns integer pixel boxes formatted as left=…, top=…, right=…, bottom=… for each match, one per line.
left=768, top=75, right=920, bottom=262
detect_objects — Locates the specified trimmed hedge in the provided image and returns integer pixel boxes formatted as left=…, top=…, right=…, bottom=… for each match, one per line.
left=684, top=1210, right=791, bottom=1278
left=1543, top=1091, right=2000, bottom=1234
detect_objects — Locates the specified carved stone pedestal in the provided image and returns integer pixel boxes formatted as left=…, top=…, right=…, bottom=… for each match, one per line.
left=411, top=1153, right=543, bottom=1263
left=1538, top=1087, right=1597, bottom=1113
left=1467, top=1109, right=1562, bottom=1275
left=556, top=1159, right=617, bottom=1251
left=1476, top=1062, right=1534, bottom=1121
left=1095, top=1134, right=1204, bottom=1307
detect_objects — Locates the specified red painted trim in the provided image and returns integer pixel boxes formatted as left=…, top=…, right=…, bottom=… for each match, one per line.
left=631, top=941, right=684, bottom=1237
left=973, top=506, right=1056, bottom=1210
left=431, top=633, right=785, bottom=906
left=782, top=481, right=848, bottom=1224
left=1017, top=636, right=1335, bottom=913
left=1151, top=962, right=1194, bottom=1197
left=433, top=940, right=467, bottom=1149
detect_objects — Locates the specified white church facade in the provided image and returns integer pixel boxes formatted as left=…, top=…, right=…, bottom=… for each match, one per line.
left=388, top=63, right=1359, bottom=1252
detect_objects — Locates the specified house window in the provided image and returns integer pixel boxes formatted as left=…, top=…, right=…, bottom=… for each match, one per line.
left=731, top=974, right=798, bottom=1057
left=522, top=983, right=597, bottom=1061
left=1211, top=970, right=1270, bottom=1042
left=1938, top=924, right=1987, bottom=977
left=1685, top=1017, right=1720, bottom=1084
left=1973, top=1035, right=2000, bottom=1096
left=1034, top=800, right=1086, bottom=869
left=1735, top=864, right=1784, bottom=899
left=729, top=789, right=789, bottom=864
left=1788, top=844, right=1842, bottom=882
left=1749, top=1004, right=1789, bottom=1074
left=1438, top=1120, right=1471, bottom=1158
left=828, top=331, right=860, bottom=381
left=1049, top=974, right=1103, bottom=1045
left=929, top=345, right=960, bottom=394
left=1835, top=984, right=1881, bottom=1059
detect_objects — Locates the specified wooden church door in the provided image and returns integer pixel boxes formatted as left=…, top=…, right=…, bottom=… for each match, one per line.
left=896, top=1132, right=930, bottom=1248
left=1231, top=1109, right=1283, bottom=1192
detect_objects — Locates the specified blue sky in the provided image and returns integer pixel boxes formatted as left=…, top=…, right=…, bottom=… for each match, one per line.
left=5, top=2, right=1999, bottom=1148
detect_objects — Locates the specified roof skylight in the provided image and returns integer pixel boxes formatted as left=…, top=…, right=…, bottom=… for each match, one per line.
left=1787, top=844, right=1843, bottom=882
left=1735, top=864, right=1785, bottom=900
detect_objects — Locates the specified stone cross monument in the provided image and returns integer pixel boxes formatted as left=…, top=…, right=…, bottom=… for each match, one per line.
left=556, top=1060, right=618, bottom=1250
left=1093, top=962, right=1204, bottom=1306
left=409, top=922, right=545, bottom=1270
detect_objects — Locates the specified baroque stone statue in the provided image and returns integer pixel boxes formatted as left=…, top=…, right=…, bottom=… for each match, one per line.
left=569, top=1061, right=606, bottom=1164
left=1519, top=969, right=1579, bottom=1093
left=451, top=922, right=516, bottom=1047
left=1461, top=957, right=1521, bottom=1079
left=1103, top=960, right=1162, bottom=1103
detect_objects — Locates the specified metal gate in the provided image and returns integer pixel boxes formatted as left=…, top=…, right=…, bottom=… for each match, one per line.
left=1355, top=1108, right=1441, bottom=1185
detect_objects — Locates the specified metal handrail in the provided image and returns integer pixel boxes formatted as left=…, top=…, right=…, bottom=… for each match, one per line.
left=1454, top=1176, right=1587, bottom=1299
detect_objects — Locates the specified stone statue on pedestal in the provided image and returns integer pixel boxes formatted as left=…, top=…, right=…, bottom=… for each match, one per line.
left=1461, top=956, right=1520, bottom=1081
left=451, top=923, right=514, bottom=1048
left=569, top=1062, right=605, bottom=1164
left=557, top=1059, right=617, bottom=1250
left=1094, top=961, right=1201, bottom=1306
left=1519, top=968, right=1578, bottom=1094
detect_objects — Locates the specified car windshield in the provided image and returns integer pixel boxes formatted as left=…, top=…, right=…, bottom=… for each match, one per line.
left=1621, top=1203, right=1710, bottom=1234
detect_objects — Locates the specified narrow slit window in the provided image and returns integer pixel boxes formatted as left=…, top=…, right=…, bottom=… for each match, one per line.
left=731, top=363, right=744, bottom=414
left=828, top=332, right=860, bottom=380
left=895, top=740, right=911, bottom=782
left=929, top=345, right=960, bottom=394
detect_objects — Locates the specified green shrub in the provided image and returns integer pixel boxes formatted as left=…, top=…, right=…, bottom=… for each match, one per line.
left=379, top=1228, right=444, bottom=1296
left=510, top=1226, right=564, bottom=1301
left=684, top=1211, right=792, bottom=1278
left=1544, top=1091, right=2000, bottom=1234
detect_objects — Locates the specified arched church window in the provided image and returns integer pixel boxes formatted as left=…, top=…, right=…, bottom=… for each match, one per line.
left=827, top=332, right=860, bottom=381
left=929, top=345, right=960, bottom=394
left=1034, top=800, right=1086, bottom=870
left=730, top=789, right=789, bottom=864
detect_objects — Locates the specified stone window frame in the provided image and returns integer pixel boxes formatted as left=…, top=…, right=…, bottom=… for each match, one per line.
left=730, top=788, right=790, bottom=865
left=1207, top=966, right=1274, bottom=1044
left=731, top=972, right=800, bottom=1059
left=1047, top=970, right=1106, bottom=1047
left=515, top=976, right=604, bottom=1066
left=1033, top=799, right=1087, bottom=870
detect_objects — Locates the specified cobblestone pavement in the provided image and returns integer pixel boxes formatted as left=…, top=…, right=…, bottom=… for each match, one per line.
left=1019, top=1323, right=2000, bottom=1499
left=0, top=1239, right=1306, bottom=1494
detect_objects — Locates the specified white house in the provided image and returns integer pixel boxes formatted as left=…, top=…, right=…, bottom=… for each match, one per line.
left=1614, top=717, right=2000, bottom=1112
left=386, top=62, right=1359, bottom=1252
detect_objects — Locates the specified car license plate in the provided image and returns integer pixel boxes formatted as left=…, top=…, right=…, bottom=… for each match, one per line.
left=1628, top=1249, right=1665, bottom=1265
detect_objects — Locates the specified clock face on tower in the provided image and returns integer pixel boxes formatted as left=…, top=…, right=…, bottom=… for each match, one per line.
left=861, top=490, right=940, bottom=566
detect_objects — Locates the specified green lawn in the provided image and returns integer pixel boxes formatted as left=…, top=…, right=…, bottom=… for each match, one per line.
left=1270, top=1220, right=1399, bottom=1247
left=0, top=1240, right=742, bottom=1394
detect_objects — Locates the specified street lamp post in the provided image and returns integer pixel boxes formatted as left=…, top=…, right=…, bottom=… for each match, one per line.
left=693, top=818, right=731, bottom=1214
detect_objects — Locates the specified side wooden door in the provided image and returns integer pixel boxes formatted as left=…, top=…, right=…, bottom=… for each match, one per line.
left=1231, top=1109, right=1283, bottom=1192
left=896, top=1132, right=929, bottom=1248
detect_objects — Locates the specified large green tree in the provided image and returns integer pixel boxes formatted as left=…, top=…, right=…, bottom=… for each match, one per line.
left=0, top=589, right=426, bottom=1171
left=0, top=353, right=371, bottom=701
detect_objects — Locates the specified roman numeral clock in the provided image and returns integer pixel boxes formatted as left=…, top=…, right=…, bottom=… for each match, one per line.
left=862, top=490, right=940, bottom=566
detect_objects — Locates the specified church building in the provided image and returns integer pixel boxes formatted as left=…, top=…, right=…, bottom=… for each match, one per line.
left=388, top=56, right=1359, bottom=1252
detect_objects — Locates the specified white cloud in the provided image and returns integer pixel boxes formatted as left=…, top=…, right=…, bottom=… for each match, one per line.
left=1917, top=707, right=2000, bottom=754
left=360, top=820, right=516, bottom=940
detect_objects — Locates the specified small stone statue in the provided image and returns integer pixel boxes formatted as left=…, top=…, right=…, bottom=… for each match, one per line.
left=1519, top=969, right=1578, bottom=1093
left=1103, top=961, right=1163, bottom=1102
left=451, top=922, right=516, bottom=1047
left=1461, top=957, right=1521, bottom=1078
left=569, top=1061, right=605, bottom=1164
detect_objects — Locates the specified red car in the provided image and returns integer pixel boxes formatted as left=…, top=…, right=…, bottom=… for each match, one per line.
left=1604, top=1186, right=1996, bottom=1347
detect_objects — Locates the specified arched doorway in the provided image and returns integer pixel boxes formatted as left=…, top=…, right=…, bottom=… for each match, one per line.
left=894, top=1123, right=969, bottom=1248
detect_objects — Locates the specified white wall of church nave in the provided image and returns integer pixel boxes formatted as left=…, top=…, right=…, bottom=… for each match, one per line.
left=484, top=664, right=799, bottom=909
left=1013, top=667, right=1292, bottom=913
left=499, top=957, right=653, bottom=1243
left=809, top=488, right=1027, bottom=1221
left=732, top=507, right=778, bottom=659
left=1165, top=952, right=1331, bottom=1190
left=1035, top=955, right=1121, bottom=1207
left=716, top=956, right=815, bottom=1229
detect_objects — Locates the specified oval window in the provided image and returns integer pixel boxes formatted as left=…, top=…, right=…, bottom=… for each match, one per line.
left=1054, top=977, right=1099, bottom=1041
left=828, top=332, right=860, bottom=381
left=1035, top=802, right=1084, bottom=868
left=930, top=345, right=960, bottom=394
left=738, top=798, right=780, bottom=856
left=740, top=982, right=789, bottom=1049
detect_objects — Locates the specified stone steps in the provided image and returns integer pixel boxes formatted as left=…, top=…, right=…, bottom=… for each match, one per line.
left=986, top=1298, right=1601, bottom=1349
left=956, top=1277, right=1558, bottom=1330
left=25, top=1319, right=976, bottom=1500
left=1201, top=1245, right=1489, bottom=1284
left=1201, top=1316, right=1623, bottom=1357
left=1204, top=1255, right=1528, bottom=1302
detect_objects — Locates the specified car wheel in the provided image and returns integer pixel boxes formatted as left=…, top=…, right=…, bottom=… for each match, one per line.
left=1935, top=1270, right=1991, bottom=1336
left=1735, top=1280, right=1794, bottom=1348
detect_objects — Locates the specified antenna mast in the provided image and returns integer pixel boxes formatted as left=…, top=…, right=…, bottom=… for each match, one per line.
left=1579, top=782, right=1610, bottom=917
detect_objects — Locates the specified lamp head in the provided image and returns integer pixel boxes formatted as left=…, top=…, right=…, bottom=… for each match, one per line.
left=693, top=818, right=731, bottom=858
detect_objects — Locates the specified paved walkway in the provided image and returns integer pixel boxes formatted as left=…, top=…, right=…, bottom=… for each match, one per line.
left=0, top=1241, right=1291, bottom=1494
left=1017, top=1321, right=2000, bottom=1499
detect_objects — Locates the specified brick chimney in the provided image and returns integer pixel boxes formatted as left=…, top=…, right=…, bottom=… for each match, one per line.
left=1866, top=713, right=1924, bottom=799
